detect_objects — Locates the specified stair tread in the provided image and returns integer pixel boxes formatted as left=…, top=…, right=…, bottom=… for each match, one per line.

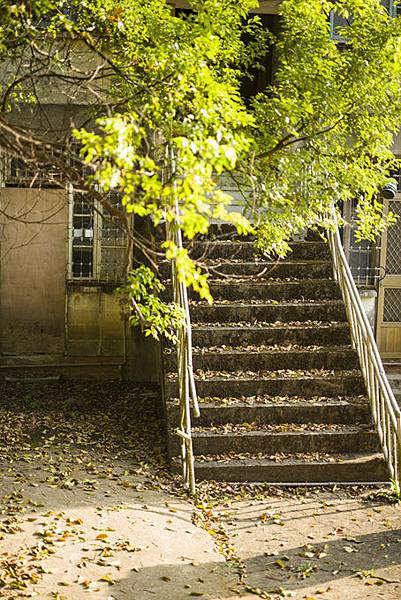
left=166, top=369, right=361, bottom=381
left=166, top=345, right=354, bottom=355
left=171, top=453, right=388, bottom=484
left=198, top=259, right=331, bottom=266
left=189, top=452, right=385, bottom=464
left=206, top=278, right=335, bottom=285
left=190, top=299, right=343, bottom=307
left=167, top=394, right=368, bottom=406
left=191, top=240, right=326, bottom=247
left=192, top=321, right=347, bottom=329
left=190, top=423, right=373, bottom=435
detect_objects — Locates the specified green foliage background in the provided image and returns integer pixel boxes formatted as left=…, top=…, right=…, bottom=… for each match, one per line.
left=2, top=0, right=401, bottom=338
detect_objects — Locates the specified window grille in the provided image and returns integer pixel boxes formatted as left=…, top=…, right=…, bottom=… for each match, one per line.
left=68, top=186, right=127, bottom=282
left=342, top=201, right=382, bottom=287
left=330, top=10, right=352, bottom=42
left=0, top=152, right=63, bottom=188
left=391, top=169, right=401, bottom=192
left=0, top=151, right=128, bottom=283
left=70, top=191, right=98, bottom=279
left=389, top=0, right=401, bottom=17
left=383, top=288, right=401, bottom=322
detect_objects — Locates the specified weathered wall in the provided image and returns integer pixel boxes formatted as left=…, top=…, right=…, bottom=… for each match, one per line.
left=0, top=188, right=67, bottom=354
left=1, top=40, right=108, bottom=107
left=66, top=286, right=125, bottom=356
left=65, top=287, right=161, bottom=381
left=359, top=289, right=377, bottom=332
left=124, top=325, right=162, bottom=383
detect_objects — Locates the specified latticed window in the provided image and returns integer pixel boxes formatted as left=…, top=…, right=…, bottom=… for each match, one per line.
left=0, top=152, right=128, bottom=283
left=383, top=288, right=401, bottom=322
left=342, top=200, right=382, bottom=287
left=70, top=192, right=97, bottom=278
left=67, top=186, right=128, bottom=282
left=0, top=153, right=64, bottom=188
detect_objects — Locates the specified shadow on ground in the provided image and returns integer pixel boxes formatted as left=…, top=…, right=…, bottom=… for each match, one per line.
left=1, top=382, right=401, bottom=599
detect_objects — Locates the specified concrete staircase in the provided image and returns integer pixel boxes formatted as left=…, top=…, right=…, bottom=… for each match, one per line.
left=162, top=228, right=388, bottom=484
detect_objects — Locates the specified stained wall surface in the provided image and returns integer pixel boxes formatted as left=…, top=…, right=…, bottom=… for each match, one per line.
left=65, top=287, right=125, bottom=356
left=0, top=188, right=67, bottom=354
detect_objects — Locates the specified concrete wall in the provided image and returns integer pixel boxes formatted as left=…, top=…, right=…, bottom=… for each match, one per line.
left=66, top=286, right=125, bottom=356
left=359, top=288, right=377, bottom=332
left=1, top=40, right=108, bottom=107
left=0, top=188, right=67, bottom=354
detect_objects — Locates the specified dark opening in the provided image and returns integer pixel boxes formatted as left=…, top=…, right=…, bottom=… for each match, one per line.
left=240, top=14, right=278, bottom=104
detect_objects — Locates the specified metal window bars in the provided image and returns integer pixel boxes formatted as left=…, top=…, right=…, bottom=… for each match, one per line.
left=67, top=184, right=127, bottom=282
left=328, top=223, right=401, bottom=486
left=342, top=201, right=382, bottom=287
left=0, top=152, right=64, bottom=188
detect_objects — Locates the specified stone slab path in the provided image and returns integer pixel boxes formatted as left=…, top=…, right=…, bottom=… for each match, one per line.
left=215, top=488, right=401, bottom=599
left=0, top=382, right=400, bottom=599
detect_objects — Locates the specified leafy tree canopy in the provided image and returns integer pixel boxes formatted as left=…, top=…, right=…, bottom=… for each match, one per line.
left=252, top=0, right=401, bottom=256
left=1, top=0, right=401, bottom=337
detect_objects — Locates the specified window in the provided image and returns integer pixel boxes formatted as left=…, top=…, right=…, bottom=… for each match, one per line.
left=0, top=153, right=63, bottom=188
left=0, top=152, right=128, bottom=283
left=68, top=186, right=128, bottom=282
left=70, top=191, right=97, bottom=278
left=391, top=169, right=401, bottom=192
left=390, top=0, right=401, bottom=17
left=330, top=10, right=352, bottom=43
left=342, top=200, right=382, bottom=287
left=330, top=1, right=398, bottom=41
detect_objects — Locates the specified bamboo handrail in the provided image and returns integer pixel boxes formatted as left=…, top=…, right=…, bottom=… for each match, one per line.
left=328, top=225, right=401, bottom=485
left=164, top=148, right=199, bottom=494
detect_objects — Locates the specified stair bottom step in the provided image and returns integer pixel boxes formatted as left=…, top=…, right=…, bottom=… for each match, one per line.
left=172, top=453, right=388, bottom=483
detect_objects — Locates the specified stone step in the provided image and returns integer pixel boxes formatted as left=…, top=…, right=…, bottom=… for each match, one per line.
left=203, top=260, right=332, bottom=279
left=164, top=372, right=365, bottom=398
left=166, top=400, right=371, bottom=427
left=199, top=224, right=322, bottom=242
left=164, top=347, right=359, bottom=372
left=161, top=260, right=332, bottom=280
left=188, top=279, right=340, bottom=301
left=0, top=361, right=123, bottom=381
left=168, top=425, right=380, bottom=457
left=191, top=323, right=351, bottom=347
left=198, top=223, right=255, bottom=240
left=189, top=240, right=330, bottom=261
left=385, top=372, right=401, bottom=387
left=4, top=375, right=61, bottom=383
left=189, top=300, right=346, bottom=323
left=179, top=454, right=388, bottom=483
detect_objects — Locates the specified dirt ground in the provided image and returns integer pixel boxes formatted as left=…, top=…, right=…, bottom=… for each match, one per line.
left=0, top=382, right=400, bottom=600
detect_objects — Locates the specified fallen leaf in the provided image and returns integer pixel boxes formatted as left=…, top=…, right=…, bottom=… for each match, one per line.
left=343, top=546, right=358, bottom=553
left=100, top=574, right=115, bottom=585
